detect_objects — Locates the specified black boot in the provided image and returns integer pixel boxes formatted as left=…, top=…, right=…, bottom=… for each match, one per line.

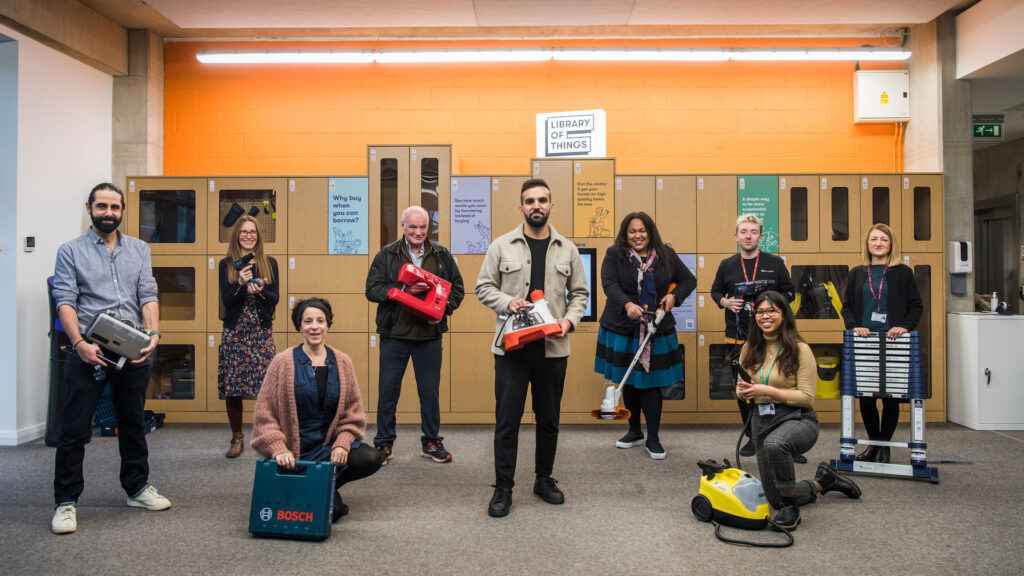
left=855, top=446, right=877, bottom=461
left=332, top=491, right=348, bottom=523
left=739, top=437, right=756, bottom=457
left=793, top=454, right=807, bottom=464
left=771, top=505, right=801, bottom=531
left=875, top=446, right=891, bottom=463
left=814, top=462, right=862, bottom=499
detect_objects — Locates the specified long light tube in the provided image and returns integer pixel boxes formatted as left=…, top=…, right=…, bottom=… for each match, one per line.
left=196, top=47, right=910, bottom=65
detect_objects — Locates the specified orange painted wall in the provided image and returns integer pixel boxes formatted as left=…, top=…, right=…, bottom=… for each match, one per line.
left=164, top=41, right=903, bottom=176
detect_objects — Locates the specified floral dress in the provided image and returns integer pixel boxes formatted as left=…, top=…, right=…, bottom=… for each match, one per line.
left=218, top=296, right=275, bottom=398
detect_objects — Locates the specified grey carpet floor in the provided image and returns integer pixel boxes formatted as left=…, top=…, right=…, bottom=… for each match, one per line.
left=1, top=422, right=1021, bottom=575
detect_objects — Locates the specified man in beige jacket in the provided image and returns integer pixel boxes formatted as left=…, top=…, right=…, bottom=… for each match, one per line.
left=475, top=178, right=589, bottom=518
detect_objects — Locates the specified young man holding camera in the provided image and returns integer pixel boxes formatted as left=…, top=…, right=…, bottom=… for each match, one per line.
left=710, top=214, right=796, bottom=457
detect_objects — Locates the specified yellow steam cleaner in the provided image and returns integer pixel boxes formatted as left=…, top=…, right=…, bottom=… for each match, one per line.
left=691, top=459, right=794, bottom=547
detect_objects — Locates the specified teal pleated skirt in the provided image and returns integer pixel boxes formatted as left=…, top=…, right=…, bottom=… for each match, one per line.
left=594, top=327, right=683, bottom=389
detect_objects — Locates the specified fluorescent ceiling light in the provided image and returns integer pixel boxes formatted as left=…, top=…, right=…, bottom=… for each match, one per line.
left=196, top=50, right=373, bottom=64
left=553, top=49, right=729, bottom=62
left=374, top=49, right=552, bottom=63
left=196, top=47, right=910, bottom=65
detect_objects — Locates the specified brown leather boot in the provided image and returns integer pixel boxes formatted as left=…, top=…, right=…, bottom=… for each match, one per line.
left=226, top=432, right=244, bottom=458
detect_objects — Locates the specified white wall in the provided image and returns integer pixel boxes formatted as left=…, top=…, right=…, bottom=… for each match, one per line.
left=0, top=22, right=113, bottom=445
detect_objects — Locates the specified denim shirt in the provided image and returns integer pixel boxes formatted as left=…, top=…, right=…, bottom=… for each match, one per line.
left=52, top=228, right=159, bottom=334
left=293, top=346, right=340, bottom=456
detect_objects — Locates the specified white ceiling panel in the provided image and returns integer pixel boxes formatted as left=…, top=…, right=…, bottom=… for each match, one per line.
left=145, top=0, right=478, bottom=29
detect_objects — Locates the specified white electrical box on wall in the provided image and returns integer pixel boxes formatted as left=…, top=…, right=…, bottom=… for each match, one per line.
left=853, top=70, right=910, bottom=123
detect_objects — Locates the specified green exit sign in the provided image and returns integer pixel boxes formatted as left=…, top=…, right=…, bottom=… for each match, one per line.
left=974, top=124, right=1003, bottom=139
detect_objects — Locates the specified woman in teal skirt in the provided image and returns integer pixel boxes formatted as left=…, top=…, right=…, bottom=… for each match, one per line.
left=595, top=212, right=696, bottom=459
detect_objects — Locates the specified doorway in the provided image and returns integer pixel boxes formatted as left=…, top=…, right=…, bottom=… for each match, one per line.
left=975, top=195, right=1019, bottom=312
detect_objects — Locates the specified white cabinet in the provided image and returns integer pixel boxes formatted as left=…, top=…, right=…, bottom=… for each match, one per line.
left=947, top=313, right=1024, bottom=430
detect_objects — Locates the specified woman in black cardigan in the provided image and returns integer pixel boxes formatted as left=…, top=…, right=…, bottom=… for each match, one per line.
left=595, top=212, right=696, bottom=459
left=842, top=223, right=922, bottom=463
left=218, top=215, right=279, bottom=458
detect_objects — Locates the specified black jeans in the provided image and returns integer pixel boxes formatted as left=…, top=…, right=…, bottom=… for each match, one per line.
left=373, top=337, right=443, bottom=447
left=493, top=342, right=567, bottom=489
left=54, top=354, right=152, bottom=505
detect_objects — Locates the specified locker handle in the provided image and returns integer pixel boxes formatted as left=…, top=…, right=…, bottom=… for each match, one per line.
left=984, top=368, right=991, bottom=385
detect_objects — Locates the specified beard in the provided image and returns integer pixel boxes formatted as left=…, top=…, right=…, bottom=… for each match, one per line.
left=524, top=210, right=550, bottom=228
left=91, top=212, right=121, bottom=234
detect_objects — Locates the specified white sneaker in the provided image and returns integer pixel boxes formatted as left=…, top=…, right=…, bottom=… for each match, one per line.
left=51, top=504, right=77, bottom=534
left=126, top=485, right=171, bottom=511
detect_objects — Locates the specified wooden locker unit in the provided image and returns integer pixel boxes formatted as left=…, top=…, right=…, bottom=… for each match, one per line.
left=287, top=178, right=329, bottom=254
left=206, top=255, right=289, bottom=334
left=664, top=332, right=698, bottom=413
left=903, top=252, right=945, bottom=414
left=696, top=293, right=726, bottom=334
left=286, top=332, right=370, bottom=407
left=696, top=332, right=742, bottom=413
left=570, top=237, right=612, bottom=335
left=778, top=175, right=820, bottom=253
left=208, top=177, right=288, bottom=255
left=901, top=174, right=944, bottom=253
left=285, top=293, right=368, bottom=334
left=656, top=175, right=697, bottom=253
left=490, top=176, right=530, bottom=237
left=572, top=159, right=616, bottom=238
left=696, top=253, right=733, bottom=293
left=860, top=174, right=901, bottom=233
left=448, top=332, right=531, bottom=422
left=562, top=331, right=608, bottom=414
left=127, top=177, right=207, bottom=255
left=205, top=332, right=287, bottom=414
left=287, top=255, right=368, bottom=294
left=785, top=252, right=859, bottom=333
left=696, top=176, right=739, bottom=253
left=530, top=159, right=573, bottom=236
left=614, top=175, right=656, bottom=229
left=819, top=175, right=861, bottom=253
left=368, top=146, right=411, bottom=254
left=801, top=331, right=845, bottom=416
left=152, top=255, right=207, bottom=332
left=143, top=332, right=207, bottom=413
left=366, top=333, right=451, bottom=422
left=448, top=255, right=494, bottom=333
left=409, top=146, right=452, bottom=247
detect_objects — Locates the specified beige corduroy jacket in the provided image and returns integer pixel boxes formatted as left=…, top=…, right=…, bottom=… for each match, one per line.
left=475, top=223, right=589, bottom=357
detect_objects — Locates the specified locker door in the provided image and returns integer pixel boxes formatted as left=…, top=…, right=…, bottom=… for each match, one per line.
left=697, top=332, right=742, bottom=412
left=491, top=176, right=530, bottom=239
left=819, top=175, right=861, bottom=253
left=208, top=177, right=288, bottom=255
left=572, top=159, right=616, bottom=238
left=206, top=254, right=289, bottom=335
left=152, top=255, right=207, bottom=333
left=902, top=253, right=944, bottom=412
left=664, top=332, right=698, bottom=413
left=656, top=175, right=697, bottom=253
left=410, top=146, right=452, bottom=247
left=127, top=177, right=207, bottom=256
left=144, top=332, right=207, bottom=413
left=779, top=175, right=819, bottom=253
left=206, top=332, right=287, bottom=413
left=786, top=253, right=859, bottom=334
left=530, top=159, right=573, bottom=236
left=901, top=174, right=944, bottom=252
left=286, top=333, right=370, bottom=409
left=614, top=175, right=656, bottom=232
left=369, top=146, right=410, bottom=253
left=697, top=176, right=738, bottom=253
left=287, top=178, right=329, bottom=255
left=860, top=174, right=901, bottom=233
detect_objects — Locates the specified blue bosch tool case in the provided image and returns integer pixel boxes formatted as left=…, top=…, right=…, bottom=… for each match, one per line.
left=248, top=458, right=337, bottom=541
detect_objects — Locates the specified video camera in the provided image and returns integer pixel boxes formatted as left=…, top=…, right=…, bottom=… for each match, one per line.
left=733, top=280, right=769, bottom=300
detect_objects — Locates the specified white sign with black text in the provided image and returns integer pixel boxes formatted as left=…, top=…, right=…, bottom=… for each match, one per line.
left=536, top=109, right=606, bottom=158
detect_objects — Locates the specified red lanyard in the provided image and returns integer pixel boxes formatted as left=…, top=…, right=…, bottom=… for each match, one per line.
left=867, top=265, right=887, bottom=310
left=741, top=252, right=760, bottom=282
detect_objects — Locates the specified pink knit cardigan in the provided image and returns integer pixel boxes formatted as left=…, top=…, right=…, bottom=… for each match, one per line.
left=251, top=346, right=366, bottom=459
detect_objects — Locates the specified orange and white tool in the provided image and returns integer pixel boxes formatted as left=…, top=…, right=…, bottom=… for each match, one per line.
left=502, top=290, right=563, bottom=351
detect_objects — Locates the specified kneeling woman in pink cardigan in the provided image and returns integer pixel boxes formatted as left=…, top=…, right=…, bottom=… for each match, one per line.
left=252, top=297, right=382, bottom=523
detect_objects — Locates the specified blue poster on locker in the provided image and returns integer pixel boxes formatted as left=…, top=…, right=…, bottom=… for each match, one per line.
left=673, top=254, right=697, bottom=332
left=450, top=177, right=492, bottom=255
left=328, top=177, right=368, bottom=255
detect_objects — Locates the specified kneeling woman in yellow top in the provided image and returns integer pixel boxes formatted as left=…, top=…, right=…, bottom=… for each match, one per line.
left=737, top=291, right=861, bottom=531
left=252, top=297, right=383, bottom=523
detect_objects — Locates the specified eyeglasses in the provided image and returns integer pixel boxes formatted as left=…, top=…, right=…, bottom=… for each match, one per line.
left=754, top=308, right=781, bottom=317
left=238, top=231, right=258, bottom=237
